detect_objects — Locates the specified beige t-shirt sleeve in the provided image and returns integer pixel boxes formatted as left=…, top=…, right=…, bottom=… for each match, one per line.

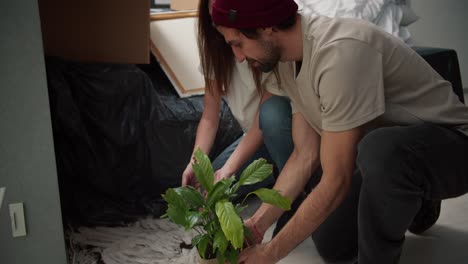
left=314, top=39, right=386, bottom=131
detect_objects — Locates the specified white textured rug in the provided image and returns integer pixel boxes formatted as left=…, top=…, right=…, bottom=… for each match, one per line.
left=67, top=218, right=198, bottom=264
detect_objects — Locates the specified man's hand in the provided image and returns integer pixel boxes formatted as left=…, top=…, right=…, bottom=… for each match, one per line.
left=244, top=218, right=264, bottom=245
left=238, top=244, right=277, bottom=264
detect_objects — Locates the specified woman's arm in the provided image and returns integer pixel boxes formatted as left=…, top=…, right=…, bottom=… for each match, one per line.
left=182, top=79, right=222, bottom=186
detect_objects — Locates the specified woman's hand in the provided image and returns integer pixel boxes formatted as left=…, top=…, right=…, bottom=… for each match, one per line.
left=213, top=167, right=234, bottom=184
left=181, top=163, right=199, bottom=188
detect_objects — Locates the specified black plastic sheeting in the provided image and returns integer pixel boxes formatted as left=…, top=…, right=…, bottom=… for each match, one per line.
left=46, top=56, right=242, bottom=226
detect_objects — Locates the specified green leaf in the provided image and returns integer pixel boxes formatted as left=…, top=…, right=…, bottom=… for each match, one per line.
left=192, top=148, right=214, bottom=192
left=213, top=228, right=229, bottom=255
left=250, top=188, right=291, bottom=210
left=215, top=200, right=243, bottom=249
left=237, top=158, right=273, bottom=186
left=205, top=216, right=216, bottom=230
left=162, top=188, right=187, bottom=211
left=216, top=250, right=226, bottom=264
left=186, top=211, right=203, bottom=229
left=195, top=234, right=210, bottom=259
left=206, top=177, right=235, bottom=209
left=173, top=186, right=205, bottom=209
left=243, top=225, right=254, bottom=246
left=235, top=204, right=248, bottom=215
left=225, top=248, right=239, bottom=264
left=165, top=206, right=187, bottom=226
left=192, top=234, right=205, bottom=247
left=162, top=188, right=188, bottom=226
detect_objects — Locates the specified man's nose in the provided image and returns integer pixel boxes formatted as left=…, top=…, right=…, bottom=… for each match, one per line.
left=232, top=47, right=246, bottom=62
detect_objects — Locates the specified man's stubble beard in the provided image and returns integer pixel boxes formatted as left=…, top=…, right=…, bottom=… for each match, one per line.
left=252, top=39, right=281, bottom=73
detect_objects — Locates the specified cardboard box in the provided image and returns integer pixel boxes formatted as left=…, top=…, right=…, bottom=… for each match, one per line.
left=170, top=0, right=199, bottom=11
left=38, top=0, right=150, bottom=64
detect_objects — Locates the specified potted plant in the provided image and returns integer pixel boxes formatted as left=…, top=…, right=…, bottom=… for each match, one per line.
left=162, top=148, right=291, bottom=264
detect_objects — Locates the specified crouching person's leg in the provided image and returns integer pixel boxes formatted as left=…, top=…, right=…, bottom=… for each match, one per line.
left=212, top=137, right=241, bottom=172
left=259, top=95, right=297, bottom=236
left=211, top=137, right=275, bottom=201
left=357, top=125, right=468, bottom=264
left=212, top=96, right=293, bottom=200
left=259, top=95, right=294, bottom=172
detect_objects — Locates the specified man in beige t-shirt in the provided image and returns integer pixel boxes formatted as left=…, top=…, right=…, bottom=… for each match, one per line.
left=211, top=0, right=468, bottom=263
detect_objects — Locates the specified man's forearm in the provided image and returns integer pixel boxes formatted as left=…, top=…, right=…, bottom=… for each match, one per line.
left=248, top=112, right=321, bottom=237
left=267, top=173, right=351, bottom=261
left=250, top=149, right=320, bottom=234
left=264, top=127, right=364, bottom=258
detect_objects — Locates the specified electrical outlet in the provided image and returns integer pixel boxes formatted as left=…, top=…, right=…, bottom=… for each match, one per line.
left=9, top=203, right=27, bottom=237
left=0, top=187, right=5, bottom=210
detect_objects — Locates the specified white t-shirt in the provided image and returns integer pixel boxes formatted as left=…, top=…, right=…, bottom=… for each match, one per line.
left=206, top=61, right=282, bottom=132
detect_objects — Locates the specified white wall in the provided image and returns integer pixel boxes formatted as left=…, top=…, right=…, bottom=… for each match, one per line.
left=409, top=0, right=468, bottom=90
left=0, top=0, right=67, bottom=263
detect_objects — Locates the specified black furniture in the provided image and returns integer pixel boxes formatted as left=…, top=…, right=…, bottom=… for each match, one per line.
left=414, top=46, right=464, bottom=104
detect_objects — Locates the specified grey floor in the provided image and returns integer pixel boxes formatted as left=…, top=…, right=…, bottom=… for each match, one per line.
left=261, top=194, right=468, bottom=264
left=242, top=194, right=468, bottom=264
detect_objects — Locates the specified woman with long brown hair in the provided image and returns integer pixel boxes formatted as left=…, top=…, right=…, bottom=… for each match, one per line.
left=181, top=0, right=294, bottom=201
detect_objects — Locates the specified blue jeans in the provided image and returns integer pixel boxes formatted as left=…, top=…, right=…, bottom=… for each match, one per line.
left=211, top=96, right=294, bottom=198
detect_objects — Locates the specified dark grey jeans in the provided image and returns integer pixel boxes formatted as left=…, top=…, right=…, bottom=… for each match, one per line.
left=356, top=124, right=468, bottom=264
left=294, top=124, right=468, bottom=263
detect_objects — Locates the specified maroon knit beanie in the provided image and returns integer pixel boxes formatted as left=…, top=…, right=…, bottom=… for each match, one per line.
left=211, top=0, right=298, bottom=29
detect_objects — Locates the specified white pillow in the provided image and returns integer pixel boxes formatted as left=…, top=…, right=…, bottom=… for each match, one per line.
left=296, top=0, right=388, bottom=22
left=397, top=0, right=420, bottom=26
left=296, top=0, right=411, bottom=43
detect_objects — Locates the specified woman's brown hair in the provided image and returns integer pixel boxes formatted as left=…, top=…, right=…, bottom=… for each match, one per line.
left=197, top=0, right=235, bottom=95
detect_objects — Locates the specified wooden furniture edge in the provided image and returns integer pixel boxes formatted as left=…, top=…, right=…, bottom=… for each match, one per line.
left=150, top=11, right=198, bottom=21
